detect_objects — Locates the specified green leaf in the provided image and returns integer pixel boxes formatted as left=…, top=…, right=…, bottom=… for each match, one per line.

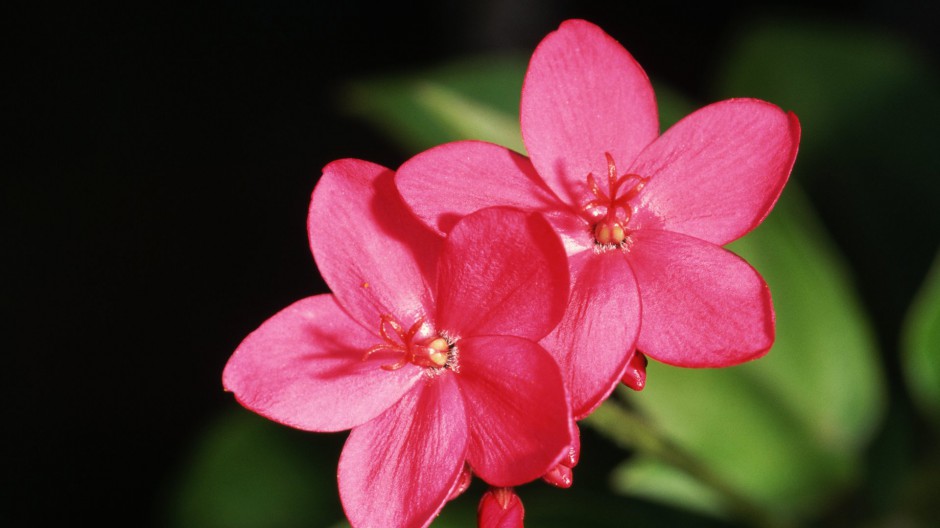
left=902, top=252, right=940, bottom=425
left=343, top=55, right=528, bottom=153
left=163, top=409, right=344, bottom=528
left=616, top=186, right=885, bottom=520
left=611, top=457, right=727, bottom=519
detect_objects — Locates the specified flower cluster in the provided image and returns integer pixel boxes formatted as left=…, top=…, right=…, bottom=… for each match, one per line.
left=223, top=19, right=799, bottom=528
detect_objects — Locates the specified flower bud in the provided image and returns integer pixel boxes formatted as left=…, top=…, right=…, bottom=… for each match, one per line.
left=621, top=351, right=648, bottom=391
left=478, top=487, right=524, bottom=528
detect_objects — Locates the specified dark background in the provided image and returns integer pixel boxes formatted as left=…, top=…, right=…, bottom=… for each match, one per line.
left=8, top=1, right=938, bottom=525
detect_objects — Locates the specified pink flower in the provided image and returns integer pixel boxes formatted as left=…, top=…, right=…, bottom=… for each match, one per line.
left=396, top=19, right=801, bottom=419
left=223, top=160, right=573, bottom=528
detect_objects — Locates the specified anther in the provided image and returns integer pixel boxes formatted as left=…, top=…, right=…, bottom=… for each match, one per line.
left=594, top=221, right=625, bottom=245
left=426, top=337, right=450, bottom=368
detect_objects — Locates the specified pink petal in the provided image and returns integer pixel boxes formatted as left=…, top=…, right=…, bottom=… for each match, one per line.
left=457, top=335, right=571, bottom=486
left=396, top=140, right=564, bottom=235
left=629, top=99, right=801, bottom=245
left=539, top=250, right=640, bottom=419
left=478, top=488, right=525, bottom=528
left=436, top=207, right=569, bottom=341
left=448, top=463, right=473, bottom=501
left=309, top=159, right=442, bottom=330
left=521, top=19, right=658, bottom=206
left=222, top=295, right=423, bottom=432
left=628, top=230, right=775, bottom=367
left=339, top=374, right=467, bottom=528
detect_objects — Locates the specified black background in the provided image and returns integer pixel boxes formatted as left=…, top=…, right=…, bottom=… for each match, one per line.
left=8, top=1, right=938, bottom=525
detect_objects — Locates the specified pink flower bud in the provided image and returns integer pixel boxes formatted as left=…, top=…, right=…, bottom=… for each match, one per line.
left=621, top=351, right=648, bottom=391
left=478, top=487, right=524, bottom=528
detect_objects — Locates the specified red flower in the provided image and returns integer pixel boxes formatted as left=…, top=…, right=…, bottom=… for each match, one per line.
left=223, top=160, right=572, bottom=528
left=396, top=19, right=801, bottom=419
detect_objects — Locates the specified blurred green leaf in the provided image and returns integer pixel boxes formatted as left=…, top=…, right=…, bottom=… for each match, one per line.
left=902, top=252, right=940, bottom=425
left=611, top=457, right=727, bottom=519
left=713, top=17, right=940, bottom=175
left=616, top=186, right=885, bottom=520
left=653, top=82, right=697, bottom=131
left=165, top=409, right=344, bottom=528
left=730, top=187, right=886, bottom=453
left=517, top=485, right=733, bottom=528
left=344, top=55, right=528, bottom=153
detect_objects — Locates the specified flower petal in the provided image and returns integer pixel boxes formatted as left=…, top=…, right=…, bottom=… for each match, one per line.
left=628, top=230, right=775, bottom=367
left=630, top=99, right=801, bottom=245
left=309, top=159, right=442, bottom=329
left=458, top=335, right=571, bottom=486
left=539, top=250, right=640, bottom=418
left=436, top=207, right=569, bottom=340
left=222, top=295, right=423, bottom=432
left=339, top=374, right=467, bottom=528
left=396, top=140, right=563, bottom=235
left=521, top=19, right=658, bottom=206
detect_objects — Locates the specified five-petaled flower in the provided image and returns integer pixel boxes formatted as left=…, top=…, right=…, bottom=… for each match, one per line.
left=223, top=159, right=573, bottom=528
left=396, top=19, right=801, bottom=419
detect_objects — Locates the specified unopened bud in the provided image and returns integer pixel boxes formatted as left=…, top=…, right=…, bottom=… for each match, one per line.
left=621, top=351, right=648, bottom=391
left=478, top=487, right=524, bottom=528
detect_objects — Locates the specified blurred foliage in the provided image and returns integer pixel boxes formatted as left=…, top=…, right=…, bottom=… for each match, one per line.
left=165, top=409, right=345, bottom=528
left=344, top=55, right=528, bottom=154
left=902, top=252, right=940, bottom=426
left=616, top=184, right=885, bottom=522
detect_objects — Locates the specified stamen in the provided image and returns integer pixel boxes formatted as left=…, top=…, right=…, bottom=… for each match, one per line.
left=586, top=173, right=608, bottom=203
left=583, top=153, right=648, bottom=247
left=605, top=152, right=618, bottom=188
left=379, top=315, right=405, bottom=343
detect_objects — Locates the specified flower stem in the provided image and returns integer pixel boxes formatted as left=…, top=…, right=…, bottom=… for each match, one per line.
left=584, top=398, right=794, bottom=528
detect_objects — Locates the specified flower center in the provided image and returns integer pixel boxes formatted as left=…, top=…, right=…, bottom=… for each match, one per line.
left=362, top=315, right=455, bottom=371
left=581, top=153, right=648, bottom=246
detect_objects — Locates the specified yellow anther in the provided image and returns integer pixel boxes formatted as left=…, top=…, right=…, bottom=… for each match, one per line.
left=594, top=222, right=625, bottom=245
left=427, top=338, right=450, bottom=367
left=610, top=223, right=625, bottom=244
